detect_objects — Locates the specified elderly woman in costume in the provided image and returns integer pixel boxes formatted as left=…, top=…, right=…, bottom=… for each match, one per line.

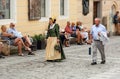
left=45, top=17, right=66, bottom=62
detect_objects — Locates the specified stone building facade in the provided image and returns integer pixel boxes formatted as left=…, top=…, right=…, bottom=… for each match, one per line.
left=0, top=0, right=120, bottom=35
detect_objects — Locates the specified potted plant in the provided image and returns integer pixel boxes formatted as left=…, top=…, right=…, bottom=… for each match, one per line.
left=31, top=36, right=37, bottom=51
left=32, top=34, right=46, bottom=49
left=39, top=34, right=46, bottom=49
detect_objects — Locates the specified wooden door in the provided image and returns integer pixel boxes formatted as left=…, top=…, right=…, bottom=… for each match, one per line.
left=93, top=1, right=101, bottom=23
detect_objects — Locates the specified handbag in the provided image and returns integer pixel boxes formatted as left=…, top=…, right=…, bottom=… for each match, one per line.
left=1, top=43, right=10, bottom=56
left=54, top=43, right=61, bottom=53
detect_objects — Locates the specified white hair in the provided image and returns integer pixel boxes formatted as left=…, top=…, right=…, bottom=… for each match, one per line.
left=95, top=18, right=101, bottom=22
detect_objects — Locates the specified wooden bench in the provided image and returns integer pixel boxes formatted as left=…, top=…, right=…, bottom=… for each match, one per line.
left=69, top=37, right=76, bottom=44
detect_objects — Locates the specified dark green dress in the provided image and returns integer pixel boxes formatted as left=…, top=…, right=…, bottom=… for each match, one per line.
left=46, top=24, right=66, bottom=60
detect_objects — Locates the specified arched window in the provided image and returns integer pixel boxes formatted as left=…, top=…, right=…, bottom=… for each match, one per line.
left=111, top=5, right=116, bottom=16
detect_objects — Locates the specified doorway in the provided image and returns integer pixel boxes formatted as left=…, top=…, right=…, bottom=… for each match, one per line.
left=93, top=1, right=101, bottom=23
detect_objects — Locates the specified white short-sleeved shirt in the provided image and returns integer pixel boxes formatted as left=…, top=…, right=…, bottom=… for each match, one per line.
left=90, top=24, right=106, bottom=40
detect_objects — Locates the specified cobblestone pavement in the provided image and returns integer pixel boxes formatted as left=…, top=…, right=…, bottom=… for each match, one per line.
left=0, top=36, right=120, bottom=79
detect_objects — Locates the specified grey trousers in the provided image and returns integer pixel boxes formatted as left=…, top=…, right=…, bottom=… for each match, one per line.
left=92, top=40, right=105, bottom=62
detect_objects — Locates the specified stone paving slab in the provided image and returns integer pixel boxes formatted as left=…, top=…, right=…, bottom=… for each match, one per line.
left=0, top=36, right=120, bottom=79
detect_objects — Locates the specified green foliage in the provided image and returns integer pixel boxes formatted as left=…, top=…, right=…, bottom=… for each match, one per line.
left=32, top=34, right=45, bottom=41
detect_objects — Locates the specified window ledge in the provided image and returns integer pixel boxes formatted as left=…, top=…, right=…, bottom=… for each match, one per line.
left=39, top=17, right=49, bottom=22
left=0, top=19, right=16, bottom=25
left=59, top=16, right=69, bottom=20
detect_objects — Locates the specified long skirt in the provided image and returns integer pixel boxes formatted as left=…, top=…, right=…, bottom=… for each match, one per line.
left=45, top=37, right=66, bottom=60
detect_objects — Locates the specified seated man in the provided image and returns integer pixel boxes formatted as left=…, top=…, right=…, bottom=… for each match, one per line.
left=60, top=28, right=70, bottom=47
left=65, top=21, right=83, bottom=45
left=7, top=23, right=32, bottom=49
left=0, top=42, right=5, bottom=58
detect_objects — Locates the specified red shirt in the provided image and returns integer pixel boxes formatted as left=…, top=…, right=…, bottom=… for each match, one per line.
left=65, top=25, right=72, bottom=34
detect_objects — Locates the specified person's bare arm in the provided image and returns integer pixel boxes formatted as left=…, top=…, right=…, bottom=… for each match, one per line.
left=2, top=32, right=14, bottom=37
left=89, top=34, right=93, bottom=43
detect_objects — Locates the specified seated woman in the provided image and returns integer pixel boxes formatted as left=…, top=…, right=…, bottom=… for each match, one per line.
left=70, top=22, right=83, bottom=45
left=80, top=27, right=89, bottom=43
left=1, top=25, right=34, bottom=56
left=76, top=21, right=84, bottom=31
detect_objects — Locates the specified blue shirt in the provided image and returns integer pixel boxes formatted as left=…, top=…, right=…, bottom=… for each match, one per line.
left=90, top=24, right=106, bottom=40
left=7, top=28, right=23, bottom=38
left=71, top=26, right=76, bottom=31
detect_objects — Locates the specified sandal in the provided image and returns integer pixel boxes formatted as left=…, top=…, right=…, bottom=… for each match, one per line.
left=25, top=47, right=31, bottom=51
left=18, top=53, right=24, bottom=56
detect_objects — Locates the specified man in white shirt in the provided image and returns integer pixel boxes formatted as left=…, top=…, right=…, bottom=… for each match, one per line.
left=90, top=18, right=107, bottom=65
left=7, top=23, right=32, bottom=47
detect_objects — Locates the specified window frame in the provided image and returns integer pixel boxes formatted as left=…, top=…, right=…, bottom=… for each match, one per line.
left=60, top=0, right=65, bottom=16
left=41, top=0, right=46, bottom=17
left=59, top=0, right=69, bottom=19
left=40, top=0, right=51, bottom=21
left=0, top=0, right=17, bottom=25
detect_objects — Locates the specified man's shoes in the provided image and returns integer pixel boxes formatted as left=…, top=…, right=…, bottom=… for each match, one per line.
left=91, top=62, right=97, bottom=65
left=0, top=55, right=5, bottom=59
left=28, top=52, right=35, bottom=55
left=101, top=60, right=106, bottom=64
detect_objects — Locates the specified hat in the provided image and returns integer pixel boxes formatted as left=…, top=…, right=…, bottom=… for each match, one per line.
left=52, top=16, right=56, bottom=20
left=50, top=16, right=56, bottom=21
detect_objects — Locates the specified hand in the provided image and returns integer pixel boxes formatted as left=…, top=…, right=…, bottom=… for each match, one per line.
left=10, top=34, right=14, bottom=37
left=72, top=31, right=75, bottom=34
left=88, top=40, right=92, bottom=44
left=57, top=39, right=60, bottom=43
left=98, top=32, right=101, bottom=36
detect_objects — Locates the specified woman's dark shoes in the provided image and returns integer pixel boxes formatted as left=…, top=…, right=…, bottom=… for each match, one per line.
left=47, top=60, right=61, bottom=62
left=54, top=59, right=61, bottom=62
left=47, top=60, right=54, bottom=62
